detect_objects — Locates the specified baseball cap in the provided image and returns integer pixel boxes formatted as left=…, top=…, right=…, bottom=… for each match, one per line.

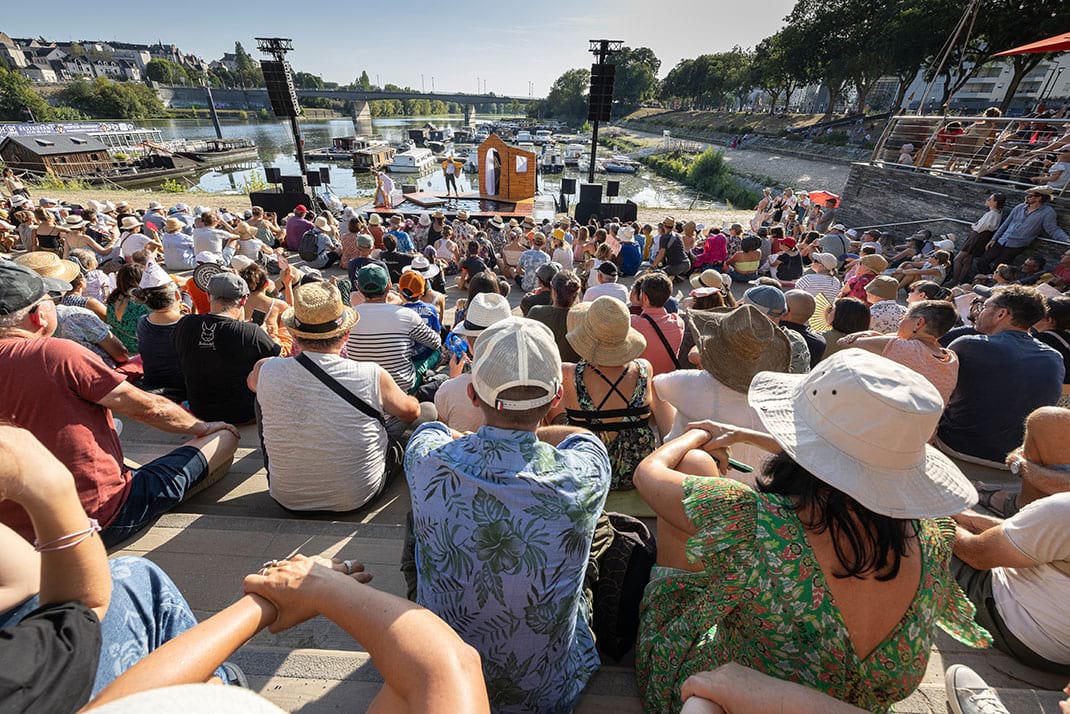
left=742, top=285, right=787, bottom=318
left=397, top=270, right=426, bottom=300
left=294, top=204, right=308, bottom=214
left=207, top=272, right=250, bottom=300
left=355, top=234, right=374, bottom=250
left=0, top=261, right=71, bottom=315
left=830, top=223, right=846, bottom=232
left=812, top=252, right=838, bottom=271
left=597, top=261, right=619, bottom=277
left=471, top=317, right=562, bottom=410
left=357, top=264, right=390, bottom=295
left=536, top=261, right=561, bottom=284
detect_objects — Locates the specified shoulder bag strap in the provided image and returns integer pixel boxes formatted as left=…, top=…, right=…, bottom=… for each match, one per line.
left=640, top=314, right=682, bottom=370
left=295, top=353, right=386, bottom=426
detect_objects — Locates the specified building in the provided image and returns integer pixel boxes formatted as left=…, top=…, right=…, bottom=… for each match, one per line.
left=898, top=55, right=1070, bottom=114
left=0, top=134, right=112, bottom=177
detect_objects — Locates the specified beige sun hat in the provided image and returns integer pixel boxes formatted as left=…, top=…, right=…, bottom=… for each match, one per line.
left=865, top=275, right=899, bottom=301
left=688, top=304, right=791, bottom=394
left=690, top=269, right=726, bottom=290
left=119, top=216, right=142, bottom=231
left=566, top=296, right=647, bottom=367
left=859, top=254, right=889, bottom=273
left=281, top=281, right=359, bottom=340
left=368, top=213, right=382, bottom=226
left=20, top=253, right=82, bottom=284
left=748, top=348, right=977, bottom=518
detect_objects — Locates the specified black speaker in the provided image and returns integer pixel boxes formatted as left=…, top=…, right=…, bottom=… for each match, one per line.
left=560, top=177, right=577, bottom=194
left=306, top=170, right=322, bottom=187
left=401, top=184, right=418, bottom=194
left=265, top=167, right=282, bottom=184
left=587, top=63, right=616, bottom=122
left=578, top=183, right=603, bottom=205
left=280, top=175, right=306, bottom=193
left=318, top=167, right=331, bottom=184
left=606, top=180, right=620, bottom=197
left=261, top=60, right=301, bottom=118
left=573, top=202, right=602, bottom=223
left=249, top=190, right=314, bottom=218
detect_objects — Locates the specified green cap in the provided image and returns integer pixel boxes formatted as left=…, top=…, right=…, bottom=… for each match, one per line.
left=357, top=264, right=390, bottom=295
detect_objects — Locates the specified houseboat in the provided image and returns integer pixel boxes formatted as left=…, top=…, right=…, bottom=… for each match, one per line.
left=388, top=147, right=435, bottom=173
left=353, top=145, right=396, bottom=172
left=533, top=129, right=554, bottom=145
left=174, top=137, right=258, bottom=165
left=540, top=150, right=565, bottom=174
left=563, top=143, right=586, bottom=166
left=603, top=156, right=640, bottom=174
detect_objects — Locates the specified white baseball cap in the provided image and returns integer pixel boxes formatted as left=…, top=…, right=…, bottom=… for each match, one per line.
left=454, top=293, right=513, bottom=336
left=472, top=317, right=562, bottom=411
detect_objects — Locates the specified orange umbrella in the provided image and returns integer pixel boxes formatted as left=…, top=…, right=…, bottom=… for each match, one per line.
left=992, top=32, right=1070, bottom=57
left=808, top=190, right=840, bottom=207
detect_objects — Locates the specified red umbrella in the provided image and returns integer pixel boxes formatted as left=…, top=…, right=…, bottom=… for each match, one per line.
left=807, top=190, right=840, bottom=207
left=992, top=32, right=1070, bottom=57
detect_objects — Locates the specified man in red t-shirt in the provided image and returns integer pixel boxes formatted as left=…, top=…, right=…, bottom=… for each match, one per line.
left=0, top=261, right=240, bottom=546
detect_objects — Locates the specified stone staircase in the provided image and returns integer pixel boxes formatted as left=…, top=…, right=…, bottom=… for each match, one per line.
left=114, top=422, right=1067, bottom=713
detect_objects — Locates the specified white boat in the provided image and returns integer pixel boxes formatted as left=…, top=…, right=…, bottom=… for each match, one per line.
left=515, top=130, right=533, bottom=143
left=563, top=143, right=586, bottom=166
left=388, top=147, right=435, bottom=173
left=534, top=129, right=554, bottom=145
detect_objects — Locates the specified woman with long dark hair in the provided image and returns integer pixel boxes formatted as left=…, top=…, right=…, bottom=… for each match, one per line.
left=106, top=263, right=150, bottom=354
left=633, top=350, right=989, bottom=713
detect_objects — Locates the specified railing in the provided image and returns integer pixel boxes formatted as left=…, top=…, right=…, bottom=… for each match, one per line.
left=871, top=115, right=1070, bottom=198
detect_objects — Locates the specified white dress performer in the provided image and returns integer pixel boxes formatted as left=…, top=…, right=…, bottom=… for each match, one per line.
left=374, top=171, right=395, bottom=209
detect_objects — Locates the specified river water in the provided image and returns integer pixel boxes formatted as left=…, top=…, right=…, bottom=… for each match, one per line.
left=144, top=116, right=726, bottom=210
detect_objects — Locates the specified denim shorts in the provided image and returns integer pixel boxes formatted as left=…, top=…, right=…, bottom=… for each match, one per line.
left=102, top=445, right=208, bottom=547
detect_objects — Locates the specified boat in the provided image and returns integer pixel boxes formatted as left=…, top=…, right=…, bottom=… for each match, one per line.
left=306, top=136, right=387, bottom=162
left=174, top=137, right=258, bottom=165
left=534, top=129, right=554, bottom=145
left=89, top=152, right=202, bottom=187
left=540, top=150, right=565, bottom=174
left=603, top=161, right=639, bottom=174
left=426, top=140, right=453, bottom=156
left=353, top=145, right=396, bottom=172
left=563, top=143, right=586, bottom=166
left=388, top=147, right=435, bottom=173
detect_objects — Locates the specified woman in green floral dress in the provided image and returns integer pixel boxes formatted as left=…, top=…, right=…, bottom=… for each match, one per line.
left=633, top=350, right=992, bottom=713
left=105, top=263, right=150, bottom=354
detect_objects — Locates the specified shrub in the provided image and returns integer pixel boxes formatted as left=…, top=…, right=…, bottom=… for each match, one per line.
left=159, top=178, right=187, bottom=193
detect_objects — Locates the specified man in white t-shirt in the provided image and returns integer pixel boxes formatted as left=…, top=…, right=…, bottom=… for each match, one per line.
left=249, top=282, right=423, bottom=512
left=433, top=293, right=512, bottom=433
left=952, top=406, right=1070, bottom=674
left=1035, top=147, right=1070, bottom=191
left=192, top=213, right=238, bottom=261
left=582, top=262, right=629, bottom=303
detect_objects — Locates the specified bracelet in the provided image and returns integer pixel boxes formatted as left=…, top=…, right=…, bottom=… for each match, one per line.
left=34, top=519, right=101, bottom=552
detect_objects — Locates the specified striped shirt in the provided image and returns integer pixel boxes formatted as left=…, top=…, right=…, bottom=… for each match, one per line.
left=793, top=272, right=842, bottom=302
left=346, top=303, right=441, bottom=391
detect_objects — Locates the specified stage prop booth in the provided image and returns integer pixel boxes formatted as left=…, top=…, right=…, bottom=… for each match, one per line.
left=477, top=135, right=536, bottom=203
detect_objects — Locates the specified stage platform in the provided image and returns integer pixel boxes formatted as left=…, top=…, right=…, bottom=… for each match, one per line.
left=358, top=191, right=535, bottom=222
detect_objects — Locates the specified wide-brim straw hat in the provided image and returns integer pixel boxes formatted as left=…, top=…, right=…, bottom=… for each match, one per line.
left=63, top=216, right=87, bottom=230
left=688, top=305, right=791, bottom=394
left=566, top=296, right=646, bottom=366
left=690, top=269, right=726, bottom=290
left=164, top=217, right=185, bottom=233
left=281, top=281, right=359, bottom=340
left=17, top=251, right=81, bottom=283
left=748, top=348, right=977, bottom=518
left=859, top=254, right=889, bottom=273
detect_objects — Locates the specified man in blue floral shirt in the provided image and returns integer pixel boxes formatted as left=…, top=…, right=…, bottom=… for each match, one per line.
left=405, top=317, right=611, bottom=713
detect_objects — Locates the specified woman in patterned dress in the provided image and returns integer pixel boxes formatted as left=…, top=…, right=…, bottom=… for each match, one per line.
left=633, top=349, right=991, bottom=713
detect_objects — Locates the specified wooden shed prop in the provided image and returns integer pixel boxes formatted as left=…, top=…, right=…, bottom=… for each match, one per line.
left=0, top=133, right=112, bottom=177
left=477, top=134, right=536, bottom=202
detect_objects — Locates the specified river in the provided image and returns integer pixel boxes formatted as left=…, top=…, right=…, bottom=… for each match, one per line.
left=143, top=116, right=727, bottom=210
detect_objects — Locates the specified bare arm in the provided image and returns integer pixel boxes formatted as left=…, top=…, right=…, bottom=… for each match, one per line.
left=649, top=378, right=676, bottom=440
left=633, top=429, right=718, bottom=535
left=380, top=367, right=420, bottom=422
left=836, top=333, right=893, bottom=355
left=0, top=427, right=110, bottom=621
left=682, top=663, right=868, bottom=714
left=85, top=298, right=107, bottom=320
left=953, top=524, right=1042, bottom=571
left=97, top=381, right=239, bottom=438
left=97, top=333, right=130, bottom=365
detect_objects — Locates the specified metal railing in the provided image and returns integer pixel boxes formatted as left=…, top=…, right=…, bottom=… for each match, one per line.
left=871, top=115, right=1070, bottom=198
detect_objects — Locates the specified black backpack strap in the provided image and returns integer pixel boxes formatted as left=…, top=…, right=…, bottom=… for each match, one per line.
left=640, top=314, right=682, bottom=370
left=295, top=353, right=386, bottom=426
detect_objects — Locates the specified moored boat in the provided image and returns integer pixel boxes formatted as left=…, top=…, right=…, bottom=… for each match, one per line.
left=388, top=147, right=435, bottom=173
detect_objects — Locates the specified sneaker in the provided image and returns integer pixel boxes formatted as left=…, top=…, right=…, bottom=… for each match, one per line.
left=945, top=664, right=1010, bottom=714
left=219, top=661, right=249, bottom=688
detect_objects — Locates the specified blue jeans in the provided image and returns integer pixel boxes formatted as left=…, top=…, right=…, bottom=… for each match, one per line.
left=102, top=446, right=209, bottom=547
left=0, top=556, right=229, bottom=694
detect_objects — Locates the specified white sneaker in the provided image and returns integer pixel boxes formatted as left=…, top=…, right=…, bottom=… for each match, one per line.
left=945, top=664, right=1010, bottom=714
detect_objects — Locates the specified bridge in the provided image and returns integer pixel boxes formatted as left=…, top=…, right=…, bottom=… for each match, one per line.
left=158, top=85, right=539, bottom=128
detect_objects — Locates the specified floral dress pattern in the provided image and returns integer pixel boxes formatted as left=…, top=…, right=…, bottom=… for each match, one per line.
left=637, top=477, right=992, bottom=714
left=106, top=299, right=150, bottom=354
left=570, top=360, right=658, bottom=490
left=404, top=423, right=611, bottom=713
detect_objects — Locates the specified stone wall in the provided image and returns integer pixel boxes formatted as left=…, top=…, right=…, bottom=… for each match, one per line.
left=839, top=163, right=1070, bottom=266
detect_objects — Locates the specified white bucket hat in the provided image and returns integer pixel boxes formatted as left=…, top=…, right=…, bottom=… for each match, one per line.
left=748, top=348, right=976, bottom=519
left=405, top=254, right=441, bottom=279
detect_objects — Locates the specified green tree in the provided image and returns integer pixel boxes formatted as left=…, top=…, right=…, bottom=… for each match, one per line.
left=145, top=58, right=188, bottom=85
left=233, top=42, right=264, bottom=87
left=293, top=72, right=324, bottom=90
left=612, top=46, right=661, bottom=114
left=0, top=67, right=54, bottom=121
left=752, top=28, right=811, bottom=112
left=542, top=68, right=590, bottom=121
left=357, top=70, right=371, bottom=90
left=59, top=77, right=164, bottom=119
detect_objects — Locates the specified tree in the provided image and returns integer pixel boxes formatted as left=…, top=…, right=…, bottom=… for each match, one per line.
left=233, top=42, right=264, bottom=87
left=357, top=70, right=371, bottom=90
left=145, top=58, right=188, bottom=85
left=975, top=0, right=1069, bottom=112
left=60, top=77, right=164, bottom=119
left=542, top=68, right=590, bottom=121
left=752, top=27, right=812, bottom=112
left=0, top=67, right=54, bottom=121
left=612, top=46, right=661, bottom=114
left=293, top=72, right=324, bottom=90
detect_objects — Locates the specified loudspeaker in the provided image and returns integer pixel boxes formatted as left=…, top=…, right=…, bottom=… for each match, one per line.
left=265, top=167, right=282, bottom=184
left=573, top=199, right=637, bottom=223
left=560, top=177, right=577, bottom=194
left=401, top=184, right=418, bottom=194
left=318, top=167, right=331, bottom=184
left=578, top=183, right=603, bottom=205
left=574, top=202, right=602, bottom=223
left=281, top=175, right=306, bottom=194
left=249, top=190, right=314, bottom=218
left=588, top=63, right=616, bottom=122
left=606, top=180, right=620, bottom=197
left=306, top=170, right=322, bottom=187
left=261, top=60, right=301, bottom=118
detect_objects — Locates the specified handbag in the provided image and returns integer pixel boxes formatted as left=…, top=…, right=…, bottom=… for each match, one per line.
left=592, top=512, right=657, bottom=661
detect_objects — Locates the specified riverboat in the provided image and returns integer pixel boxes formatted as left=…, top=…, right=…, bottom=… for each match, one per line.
left=540, top=150, right=565, bottom=174
left=388, top=147, right=435, bottom=173
left=563, top=143, right=586, bottom=166
left=353, top=145, right=396, bottom=172
left=533, top=129, right=554, bottom=145
left=174, top=137, right=258, bottom=165
left=306, top=136, right=387, bottom=162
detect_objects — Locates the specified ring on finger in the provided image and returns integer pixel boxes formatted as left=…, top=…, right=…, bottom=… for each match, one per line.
left=343, top=559, right=353, bottom=575
left=261, top=559, right=279, bottom=569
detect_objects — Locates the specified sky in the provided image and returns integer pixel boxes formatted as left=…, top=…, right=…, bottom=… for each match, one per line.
left=2, top=0, right=796, bottom=97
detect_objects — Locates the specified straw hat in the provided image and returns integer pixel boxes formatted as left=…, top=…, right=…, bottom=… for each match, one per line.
left=418, top=212, right=432, bottom=226
left=431, top=210, right=445, bottom=220
left=281, top=281, right=359, bottom=340
left=62, top=215, right=87, bottom=230
left=566, top=296, right=646, bottom=366
left=690, top=269, right=726, bottom=290
left=688, top=305, right=791, bottom=394
left=164, top=217, right=185, bottom=233
left=119, top=216, right=142, bottom=231
left=368, top=214, right=382, bottom=226
left=16, top=251, right=81, bottom=283
left=859, top=254, right=889, bottom=273
left=489, top=215, right=504, bottom=229
left=748, top=348, right=976, bottom=518
left=865, top=275, right=899, bottom=301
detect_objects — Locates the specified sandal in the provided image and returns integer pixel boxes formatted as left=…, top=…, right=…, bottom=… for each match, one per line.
left=972, top=481, right=1018, bottom=518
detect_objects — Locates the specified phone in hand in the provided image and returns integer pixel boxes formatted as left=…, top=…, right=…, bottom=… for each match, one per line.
left=251, top=308, right=267, bottom=326
left=445, top=332, right=470, bottom=361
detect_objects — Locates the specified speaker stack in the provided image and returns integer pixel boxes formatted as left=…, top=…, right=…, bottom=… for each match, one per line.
left=587, top=64, right=615, bottom=123
left=261, top=60, right=301, bottom=117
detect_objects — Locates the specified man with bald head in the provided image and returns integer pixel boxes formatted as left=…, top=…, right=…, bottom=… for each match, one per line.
left=778, top=289, right=826, bottom=367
